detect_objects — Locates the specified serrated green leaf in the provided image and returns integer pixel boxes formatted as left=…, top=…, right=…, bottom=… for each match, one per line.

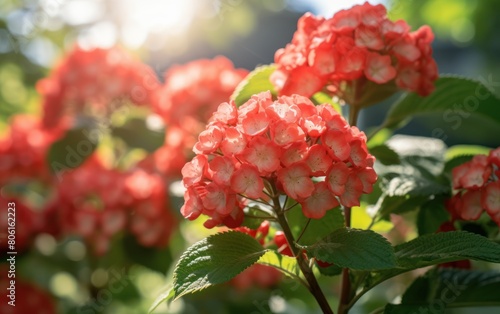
left=383, top=75, right=500, bottom=130
left=286, top=205, right=344, bottom=246
left=395, top=231, right=500, bottom=269
left=369, top=144, right=401, bottom=165
left=172, top=231, right=266, bottom=301
left=303, top=228, right=396, bottom=270
left=310, top=91, right=341, bottom=112
left=111, top=117, right=165, bottom=152
left=258, top=250, right=301, bottom=279
left=231, top=65, right=277, bottom=107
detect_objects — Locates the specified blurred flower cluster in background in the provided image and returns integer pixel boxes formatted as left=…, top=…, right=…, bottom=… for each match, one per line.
left=1, top=0, right=500, bottom=313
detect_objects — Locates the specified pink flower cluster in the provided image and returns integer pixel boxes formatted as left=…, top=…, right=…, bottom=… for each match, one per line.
left=57, top=155, right=175, bottom=255
left=272, top=2, right=437, bottom=102
left=447, top=148, right=500, bottom=226
left=37, top=45, right=160, bottom=128
left=181, top=91, right=377, bottom=228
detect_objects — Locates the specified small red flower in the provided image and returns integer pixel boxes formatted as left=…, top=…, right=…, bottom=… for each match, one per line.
left=447, top=147, right=500, bottom=227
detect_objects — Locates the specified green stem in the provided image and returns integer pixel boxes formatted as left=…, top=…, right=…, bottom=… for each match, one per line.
left=296, top=218, right=311, bottom=243
left=349, top=106, right=360, bottom=127
left=339, top=96, right=361, bottom=314
left=273, top=195, right=334, bottom=314
left=338, top=206, right=353, bottom=314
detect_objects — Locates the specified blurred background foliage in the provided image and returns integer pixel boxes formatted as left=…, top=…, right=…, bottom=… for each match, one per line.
left=1, top=0, right=500, bottom=313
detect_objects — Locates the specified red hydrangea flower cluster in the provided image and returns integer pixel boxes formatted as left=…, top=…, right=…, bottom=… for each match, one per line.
left=0, top=269, right=56, bottom=314
left=145, top=57, right=248, bottom=178
left=231, top=221, right=282, bottom=290
left=181, top=91, right=377, bottom=228
left=37, top=45, right=160, bottom=128
left=447, top=148, right=500, bottom=226
left=57, top=155, right=175, bottom=255
left=272, top=2, right=437, bottom=102
left=0, top=115, right=64, bottom=183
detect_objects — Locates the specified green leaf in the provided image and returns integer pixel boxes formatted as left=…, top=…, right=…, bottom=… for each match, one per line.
left=303, top=228, right=396, bottom=270
left=111, top=117, right=165, bottom=152
left=257, top=250, right=301, bottom=279
left=382, top=135, right=447, bottom=178
left=369, top=144, right=401, bottom=165
left=445, top=145, right=491, bottom=161
left=385, top=268, right=500, bottom=314
left=385, top=135, right=447, bottom=165
left=379, top=174, right=449, bottom=198
left=402, top=268, right=500, bottom=305
left=171, top=231, right=266, bottom=301
left=286, top=205, right=344, bottom=246
left=416, top=197, right=451, bottom=236
left=383, top=75, right=500, bottom=130
left=310, top=91, right=341, bottom=112
left=47, top=124, right=98, bottom=177
left=149, top=287, right=174, bottom=313
left=444, top=154, right=475, bottom=173
left=231, top=65, right=277, bottom=107
left=366, top=232, right=500, bottom=299
left=373, top=194, right=428, bottom=219
left=395, top=231, right=500, bottom=269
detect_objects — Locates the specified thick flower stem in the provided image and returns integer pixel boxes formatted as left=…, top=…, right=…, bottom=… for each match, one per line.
left=338, top=207, right=352, bottom=314
left=338, top=204, right=353, bottom=314
left=348, top=107, right=360, bottom=128
left=275, top=206, right=334, bottom=314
